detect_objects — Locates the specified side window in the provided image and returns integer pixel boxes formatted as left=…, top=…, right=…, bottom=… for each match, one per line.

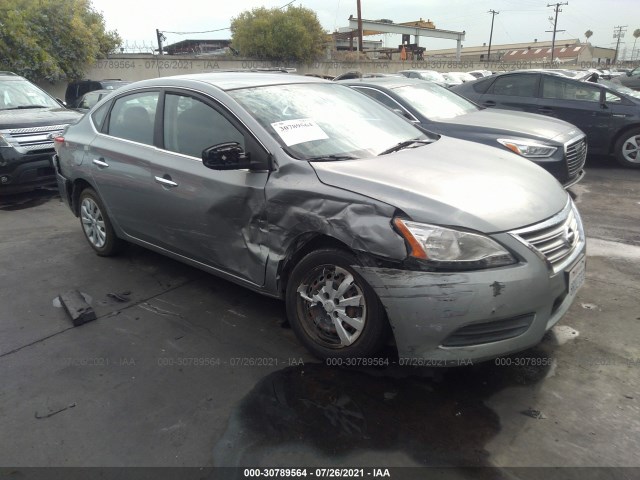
left=472, top=77, right=494, bottom=93
left=357, top=88, right=402, bottom=110
left=491, top=74, right=538, bottom=97
left=605, top=91, right=623, bottom=103
left=542, top=76, right=600, bottom=102
left=107, top=91, right=159, bottom=145
left=91, top=101, right=110, bottom=131
left=78, top=92, right=97, bottom=109
left=163, top=93, right=245, bottom=158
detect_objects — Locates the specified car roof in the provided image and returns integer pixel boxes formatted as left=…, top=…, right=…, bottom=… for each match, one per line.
left=123, top=72, right=330, bottom=91
left=340, top=77, right=430, bottom=89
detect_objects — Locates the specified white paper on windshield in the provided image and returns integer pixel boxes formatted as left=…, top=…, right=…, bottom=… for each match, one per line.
left=270, top=118, right=329, bottom=146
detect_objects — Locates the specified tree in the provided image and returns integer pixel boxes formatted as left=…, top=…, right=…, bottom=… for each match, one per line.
left=0, top=0, right=120, bottom=82
left=231, top=6, right=326, bottom=63
left=633, top=29, right=640, bottom=61
left=584, top=30, right=593, bottom=43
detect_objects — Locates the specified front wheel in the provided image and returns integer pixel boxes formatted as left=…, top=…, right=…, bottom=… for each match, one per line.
left=615, top=128, right=640, bottom=168
left=285, top=249, right=389, bottom=359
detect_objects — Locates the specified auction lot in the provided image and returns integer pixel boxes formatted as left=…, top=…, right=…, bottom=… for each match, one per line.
left=0, top=155, right=639, bottom=473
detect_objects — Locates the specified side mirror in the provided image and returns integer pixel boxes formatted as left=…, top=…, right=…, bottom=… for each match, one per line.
left=202, top=142, right=258, bottom=170
left=627, top=71, right=632, bottom=77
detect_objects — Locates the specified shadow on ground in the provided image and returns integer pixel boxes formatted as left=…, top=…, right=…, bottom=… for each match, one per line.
left=0, top=185, right=60, bottom=211
left=214, top=345, right=555, bottom=473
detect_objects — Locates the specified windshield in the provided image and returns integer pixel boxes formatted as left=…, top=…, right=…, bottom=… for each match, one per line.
left=231, top=83, right=430, bottom=160
left=393, top=82, right=479, bottom=120
left=599, top=80, right=640, bottom=100
left=0, top=79, right=60, bottom=110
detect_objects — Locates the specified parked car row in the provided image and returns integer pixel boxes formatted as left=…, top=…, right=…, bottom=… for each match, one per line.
left=52, top=72, right=586, bottom=363
left=451, top=70, right=640, bottom=167
left=340, top=76, right=586, bottom=186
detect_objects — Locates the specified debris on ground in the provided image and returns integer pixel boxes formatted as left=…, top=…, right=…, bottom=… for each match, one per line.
left=107, top=292, right=131, bottom=303
left=35, top=403, right=76, bottom=419
left=521, top=408, right=546, bottom=419
left=59, top=290, right=97, bottom=326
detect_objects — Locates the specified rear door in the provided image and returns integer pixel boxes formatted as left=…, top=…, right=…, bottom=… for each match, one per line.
left=88, top=89, right=161, bottom=243
left=478, top=73, right=540, bottom=113
left=538, top=75, right=610, bottom=150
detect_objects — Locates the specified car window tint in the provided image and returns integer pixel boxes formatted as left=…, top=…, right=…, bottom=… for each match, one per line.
left=107, top=91, right=159, bottom=145
left=491, top=74, right=537, bottom=97
left=604, top=91, right=623, bottom=103
left=472, top=77, right=494, bottom=93
left=542, top=76, right=600, bottom=102
left=163, top=93, right=244, bottom=158
left=91, top=102, right=110, bottom=130
left=356, top=88, right=402, bottom=110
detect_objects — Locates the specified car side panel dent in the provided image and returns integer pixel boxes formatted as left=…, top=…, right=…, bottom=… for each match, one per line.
left=262, top=160, right=408, bottom=296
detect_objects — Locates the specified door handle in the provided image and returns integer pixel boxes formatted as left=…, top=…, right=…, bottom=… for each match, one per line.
left=483, top=100, right=496, bottom=107
left=154, top=176, right=178, bottom=188
left=538, top=107, right=553, bottom=114
left=92, top=158, right=109, bottom=168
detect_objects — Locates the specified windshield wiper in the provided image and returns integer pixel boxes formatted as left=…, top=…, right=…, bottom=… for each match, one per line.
left=3, top=105, right=50, bottom=110
left=306, top=154, right=357, bottom=162
left=378, top=139, right=432, bottom=156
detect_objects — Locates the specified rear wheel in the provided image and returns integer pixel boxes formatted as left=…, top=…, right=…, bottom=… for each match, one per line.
left=615, top=128, right=640, bottom=168
left=78, top=188, right=125, bottom=256
left=285, top=249, right=389, bottom=359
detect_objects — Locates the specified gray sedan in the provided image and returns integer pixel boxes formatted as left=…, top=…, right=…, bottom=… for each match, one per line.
left=53, top=73, right=586, bottom=363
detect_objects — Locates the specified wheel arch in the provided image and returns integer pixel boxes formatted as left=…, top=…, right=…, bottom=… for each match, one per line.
left=277, top=233, right=356, bottom=297
left=71, top=178, right=97, bottom=217
left=610, top=124, right=640, bottom=154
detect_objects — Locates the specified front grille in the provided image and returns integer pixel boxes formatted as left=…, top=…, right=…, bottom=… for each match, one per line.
left=511, top=202, right=583, bottom=272
left=441, top=314, right=535, bottom=347
left=565, top=137, right=587, bottom=178
left=1, top=124, right=67, bottom=153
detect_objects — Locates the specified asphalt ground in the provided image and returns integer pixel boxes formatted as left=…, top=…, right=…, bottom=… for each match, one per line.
left=0, top=155, right=639, bottom=477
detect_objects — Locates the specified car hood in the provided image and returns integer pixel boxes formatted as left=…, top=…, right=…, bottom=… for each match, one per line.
left=436, top=109, right=581, bottom=144
left=311, top=136, right=568, bottom=233
left=0, top=107, right=82, bottom=129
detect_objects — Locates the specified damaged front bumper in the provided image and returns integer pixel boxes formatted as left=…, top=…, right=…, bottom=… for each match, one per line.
left=356, top=211, right=586, bottom=364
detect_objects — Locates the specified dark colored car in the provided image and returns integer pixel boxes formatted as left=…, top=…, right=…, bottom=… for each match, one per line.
left=342, top=77, right=586, bottom=187
left=74, top=89, right=114, bottom=112
left=65, top=79, right=130, bottom=108
left=451, top=71, right=640, bottom=167
left=0, top=71, right=82, bottom=193
left=53, top=72, right=586, bottom=363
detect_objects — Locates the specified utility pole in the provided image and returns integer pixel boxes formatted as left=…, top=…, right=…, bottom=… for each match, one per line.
left=356, top=0, right=363, bottom=53
left=613, top=25, right=627, bottom=63
left=487, top=10, right=499, bottom=62
left=156, top=29, right=165, bottom=55
left=546, top=2, right=568, bottom=64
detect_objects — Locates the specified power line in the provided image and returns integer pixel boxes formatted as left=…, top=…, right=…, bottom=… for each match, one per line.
left=158, top=0, right=296, bottom=38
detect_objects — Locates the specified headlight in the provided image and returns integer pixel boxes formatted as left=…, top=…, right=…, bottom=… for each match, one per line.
left=497, top=138, right=557, bottom=158
left=393, top=218, right=516, bottom=270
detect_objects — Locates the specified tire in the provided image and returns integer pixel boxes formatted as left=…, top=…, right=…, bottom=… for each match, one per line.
left=614, top=128, right=640, bottom=168
left=285, top=248, right=389, bottom=359
left=78, top=188, right=125, bottom=256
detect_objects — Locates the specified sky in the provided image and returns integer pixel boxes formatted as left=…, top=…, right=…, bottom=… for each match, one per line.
left=91, top=0, right=640, bottom=58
